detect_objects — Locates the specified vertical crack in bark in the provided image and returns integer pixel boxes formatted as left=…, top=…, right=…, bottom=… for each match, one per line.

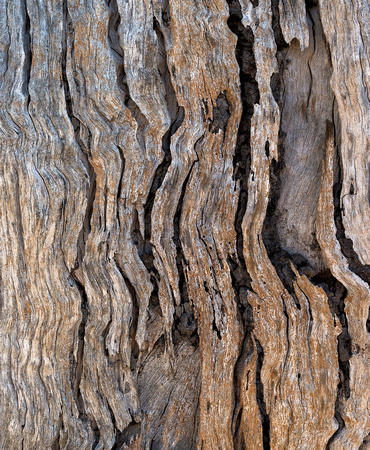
left=268, top=2, right=355, bottom=444
left=114, top=254, right=140, bottom=370
left=50, top=414, right=63, bottom=450
left=226, top=1, right=258, bottom=297
left=116, top=145, right=125, bottom=214
left=105, top=399, right=124, bottom=449
left=312, top=270, right=349, bottom=445
left=329, top=116, right=350, bottom=446
left=280, top=294, right=290, bottom=375
left=332, top=145, right=370, bottom=285
left=62, top=0, right=96, bottom=266
left=103, top=0, right=144, bottom=379
left=323, top=285, right=348, bottom=448
left=141, top=15, right=184, bottom=312
left=105, top=0, right=148, bottom=154
left=62, top=0, right=98, bottom=443
left=112, top=421, right=141, bottom=449
left=106, top=0, right=185, bottom=326
left=22, top=0, right=32, bottom=107
left=262, top=1, right=306, bottom=304
left=324, top=104, right=370, bottom=446
left=226, top=1, right=261, bottom=445
left=255, top=337, right=271, bottom=450
left=305, top=7, right=315, bottom=112
left=69, top=277, right=89, bottom=414
left=172, top=159, right=199, bottom=346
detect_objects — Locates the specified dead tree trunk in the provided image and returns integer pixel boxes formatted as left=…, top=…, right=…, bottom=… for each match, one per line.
left=0, top=0, right=369, bottom=448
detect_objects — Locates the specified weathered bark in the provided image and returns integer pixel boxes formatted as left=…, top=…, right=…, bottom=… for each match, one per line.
left=0, top=0, right=369, bottom=448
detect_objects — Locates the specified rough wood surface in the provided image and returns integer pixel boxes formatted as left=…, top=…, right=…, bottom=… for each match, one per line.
left=0, top=0, right=369, bottom=448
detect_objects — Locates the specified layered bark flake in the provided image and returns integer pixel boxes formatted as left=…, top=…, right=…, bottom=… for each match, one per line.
left=0, top=0, right=368, bottom=449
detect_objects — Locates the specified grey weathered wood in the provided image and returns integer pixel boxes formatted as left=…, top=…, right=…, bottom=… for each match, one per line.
left=0, top=0, right=369, bottom=448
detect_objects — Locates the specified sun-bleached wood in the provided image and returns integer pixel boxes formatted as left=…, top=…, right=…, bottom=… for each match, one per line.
left=0, top=0, right=369, bottom=448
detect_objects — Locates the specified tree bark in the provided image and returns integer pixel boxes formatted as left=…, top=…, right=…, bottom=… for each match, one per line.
left=0, top=0, right=369, bottom=448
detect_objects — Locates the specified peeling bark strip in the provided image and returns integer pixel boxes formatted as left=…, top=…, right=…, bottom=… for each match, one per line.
left=0, top=0, right=369, bottom=448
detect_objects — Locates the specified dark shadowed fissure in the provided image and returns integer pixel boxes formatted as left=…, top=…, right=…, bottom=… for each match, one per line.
left=359, top=433, right=370, bottom=449
left=104, top=0, right=143, bottom=384
left=102, top=0, right=148, bottom=446
left=140, top=16, right=186, bottom=326
left=50, top=415, right=64, bottom=450
left=172, top=157, right=199, bottom=347
left=150, top=11, right=199, bottom=351
left=208, top=91, right=231, bottom=135
left=255, top=337, right=270, bottom=450
left=263, top=1, right=356, bottom=447
left=262, top=0, right=298, bottom=305
left=226, top=1, right=270, bottom=448
left=332, top=155, right=370, bottom=285
left=61, top=0, right=99, bottom=445
left=325, top=103, right=370, bottom=447
left=22, top=0, right=32, bottom=106
left=114, top=2, right=199, bottom=446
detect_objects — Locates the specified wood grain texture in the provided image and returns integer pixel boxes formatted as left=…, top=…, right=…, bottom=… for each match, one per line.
left=0, top=0, right=369, bottom=449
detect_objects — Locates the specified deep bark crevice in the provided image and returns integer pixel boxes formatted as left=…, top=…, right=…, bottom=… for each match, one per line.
left=172, top=159, right=199, bottom=346
left=264, top=5, right=352, bottom=449
left=255, top=337, right=271, bottom=450
left=62, top=0, right=97, bottom=268
left=104, top=0, right=127, bottom=225
left=226, top=1, right=264, bottom=445
left=232, top=335, right=253, bottom=450
left=22, top=0, right=32, bottom=105
left=106, top=399, right=124, bottom=449
left=140, top=16, right=184, bottom=317
left=333, top=169, right=370, bottom=285
left=112, top=421, right=141, bottom=449
left=106, top=0, right=124, bottom=60
left=315, top=272, right=348, bottom=449
left=323, top=111, right=358, bottom=447
left=105, top=0, right=149, bottom=154
left=320, top=127, right=352, bottom=398
left=50, top=414, right=63, bottom=450
left=271, top=0, right=289, bottom=50
left=263, top=1, right=308, bottom=304
left=116, top=145, right=125, bottom=202
left=90, top=415, right=101, bottom=450
left=305, top=0, right=319, bottom=9
left=306, top=8, right=315, bottom=112
left=262, top=1, right=304, bottom=290
left=68, top=273, right=95, bottom=441
left=115, top=144, right=125, bottom=230
left=226, top=0, right=257, bottom=328
left=267, top=2, right=354, bottom=445
left=208, top=91, right=231, bottom=134
left=62, top=1, right=99, bottom=442
left=61, top=0, right=96, bottom=268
